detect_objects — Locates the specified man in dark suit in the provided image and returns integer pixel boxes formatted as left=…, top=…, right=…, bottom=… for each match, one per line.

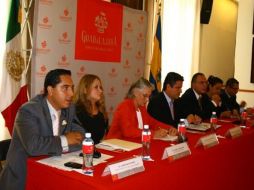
left=147, top=72, right=184, bottom=128
left=220, top=78, right=240, bottom=118
left=0, top=69, right=85, bottom=190
left=178, top=72, right=207, bottom=123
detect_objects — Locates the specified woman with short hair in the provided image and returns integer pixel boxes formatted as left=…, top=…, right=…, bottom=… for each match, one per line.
left=107, top=77, right=177, bottom=139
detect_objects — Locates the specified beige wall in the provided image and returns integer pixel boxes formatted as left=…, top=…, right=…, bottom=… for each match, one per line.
left=235, top=0, right=254, bottom=107
left=199, top=0, right=238, bottom=82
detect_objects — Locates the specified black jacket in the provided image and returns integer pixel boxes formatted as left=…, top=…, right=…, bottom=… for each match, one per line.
left=147, top=92, right=179, bottom=128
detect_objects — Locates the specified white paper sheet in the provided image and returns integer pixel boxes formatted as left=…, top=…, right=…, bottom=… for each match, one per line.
left=153, top=134, right=178, bottom=142
left=187, top=123, right=211, bottom=131
left=96, top=139, right=142, bottom=152
left=37, top=150, right=113, bottom=172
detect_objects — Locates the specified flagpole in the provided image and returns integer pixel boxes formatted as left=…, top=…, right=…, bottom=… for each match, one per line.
left=144, top=0, right=155, bottom=80
left=144, top=0, right=162, bottom=79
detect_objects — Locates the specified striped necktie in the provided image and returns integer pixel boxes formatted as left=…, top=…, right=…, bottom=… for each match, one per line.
left=198, top=96, right=203, bottom=110
left=169, top=101, right=174, bottom=120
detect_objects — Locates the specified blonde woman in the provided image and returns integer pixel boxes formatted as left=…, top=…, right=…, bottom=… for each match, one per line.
left=73, top=74, right=108, bottom=148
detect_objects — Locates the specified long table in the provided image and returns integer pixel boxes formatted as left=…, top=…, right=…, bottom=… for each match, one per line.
left=25, top=122, right=254, bottom=190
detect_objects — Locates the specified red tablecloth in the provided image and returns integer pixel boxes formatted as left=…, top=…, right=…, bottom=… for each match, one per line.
left=26, top=122, right=254, bottom=190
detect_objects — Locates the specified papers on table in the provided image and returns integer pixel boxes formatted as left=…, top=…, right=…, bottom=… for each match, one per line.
left=218, top=119, right=233, bottom=123
left=37, top=150, right=113, bottom=172
left=96, top=139, right=142, bottom=152
left=187, top=123, right=211, bottom=131
left=153, top=134, right=178, bottom=142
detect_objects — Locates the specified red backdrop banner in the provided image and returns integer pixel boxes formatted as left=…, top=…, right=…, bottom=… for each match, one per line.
left=75, top=0, right=123, bottom=62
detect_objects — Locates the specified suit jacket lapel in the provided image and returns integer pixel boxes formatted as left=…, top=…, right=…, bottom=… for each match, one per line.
left=59, top=109, right=68, bottom=134
left=190, top=89, right=199, bottom=107
left=161, top=93, right=173, bottom=120
left=41, top=96, right=54, bottom=135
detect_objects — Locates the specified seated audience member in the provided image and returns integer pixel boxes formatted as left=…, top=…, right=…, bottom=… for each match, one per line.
left=220, top=78, right=240, bottom=118
left=239, top=100, right=253, bottom=115
left=0, top=69, right=85, bottom=190
left=73, top=74, right=108, bottom=148
left=202, top=76, right=230, bottom=118
left=147, top=72, right=184, bottom=128
left=107, top=77, right=177, bottom=139
left=178, top=73, right=207, bottom=123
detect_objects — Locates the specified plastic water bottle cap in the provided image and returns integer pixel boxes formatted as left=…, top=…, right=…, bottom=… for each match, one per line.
left=85, top=133, right=91, bottom=138
left=144, top=125, right=149, bottom=129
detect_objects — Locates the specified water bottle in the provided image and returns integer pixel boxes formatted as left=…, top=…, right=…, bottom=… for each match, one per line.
left=142, top=125, right=151, bottom=160
left=240, top=107, right=245, bottom=115
left=82, top=133, right=94, bottom=174
left=178, top=119, right=187, bottom=143
left=210, top=112, right=218, bottom=131
left=240, top=111, right=247, bottom=126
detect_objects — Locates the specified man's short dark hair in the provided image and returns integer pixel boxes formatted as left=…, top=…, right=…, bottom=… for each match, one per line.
left=191, top=72, right=205, bottom=84
left=225, top=78, right=239, bottom=87
left=207, top=75, right=223, bottom=87
left=43, top=69, right=71, bottom=95
left=163, top=72, right=184, bottom=91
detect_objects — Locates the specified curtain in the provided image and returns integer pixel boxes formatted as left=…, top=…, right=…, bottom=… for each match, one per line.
left=162, top=0, right=201, bottom=92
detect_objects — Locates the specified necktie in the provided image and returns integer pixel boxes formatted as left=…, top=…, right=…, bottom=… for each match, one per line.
left=52, top=113, right=60, bottom=136
left=198, top=96, right=203, bottom=111
left=169, top=101, right=174, bottom=120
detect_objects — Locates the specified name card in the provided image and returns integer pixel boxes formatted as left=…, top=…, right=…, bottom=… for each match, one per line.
left=195, top=133, right=219, bottom=149
left=162, top=142, right=191, bottom=161
left=225, top=126, right=243, bottom=139
left=102, top=156, right=144, bottom=181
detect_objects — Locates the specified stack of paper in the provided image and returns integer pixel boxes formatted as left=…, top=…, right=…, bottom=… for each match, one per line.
left=37, top=150, right=113, bottom=172
left=96, top=139, right=142, bottom=152
left=187, top=123, right=211, bottom=131
left=153, top=135, right=178, bottom=142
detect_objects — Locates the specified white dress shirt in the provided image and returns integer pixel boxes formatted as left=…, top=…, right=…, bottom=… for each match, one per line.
left=47, top=100, right=68, bottom=152
left=136, top=109, right=143, bottom=129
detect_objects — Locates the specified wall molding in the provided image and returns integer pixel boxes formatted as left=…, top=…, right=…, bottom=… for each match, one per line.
left=238, top=89, right=254, bottom=93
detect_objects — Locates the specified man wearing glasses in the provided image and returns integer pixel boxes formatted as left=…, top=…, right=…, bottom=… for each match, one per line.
left=177, top=72, right=208, bottom=123
left=220, top=78, right=240, bottom=118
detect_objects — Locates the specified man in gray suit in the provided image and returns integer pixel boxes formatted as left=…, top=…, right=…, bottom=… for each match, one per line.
left=0, top=69, right=85, bottom=190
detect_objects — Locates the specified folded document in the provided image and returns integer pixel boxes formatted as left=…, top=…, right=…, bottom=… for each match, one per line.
left=186, top=123, right=211, bottom=131
left=153, top=134, right=178, bottom=142
left=96, top=139, right=142, bottom=152
left=37, top=150, right=113, bottom=171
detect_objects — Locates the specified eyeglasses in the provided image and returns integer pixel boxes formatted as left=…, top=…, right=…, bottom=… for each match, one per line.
left=196, top=81, right=207, bottom=85
left=230, top=86, right=239, bottom=91
left=142, top=93, right=150, bottom=98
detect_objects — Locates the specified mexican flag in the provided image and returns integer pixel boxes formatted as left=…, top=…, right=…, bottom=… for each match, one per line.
left=0, top=0, right=28, bottom=137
